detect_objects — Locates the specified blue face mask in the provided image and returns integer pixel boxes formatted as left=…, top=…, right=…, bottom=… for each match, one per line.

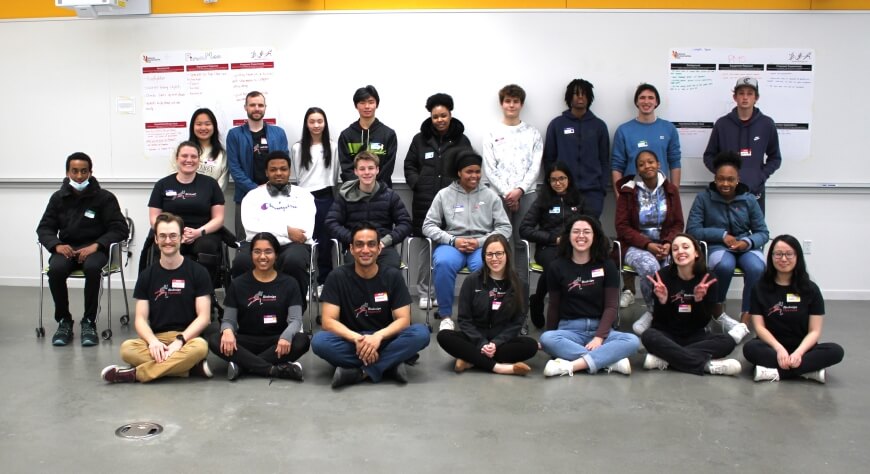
left=69, top=179, right=90, bottom=192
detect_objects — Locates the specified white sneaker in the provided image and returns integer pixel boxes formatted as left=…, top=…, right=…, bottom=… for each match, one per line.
left=754, top=365, right=780, bottom=382
left=716, top=312, right=740, bottom=332
left=418, top=297, right=438, bottom=310
left=800, top=369, right=826, bottom=384
left=543, top=358, right=574, bottom=377
left=438, top=317, right=455, bottom=331
left=632, top=311, right=653, bottom=336
left=727, top=323, right=751, bottom=344
left=316, top=285, right=324, bottom=299
left=619, top=289, right=635, bottom=308
left=643, top=353, right=668, bottom=370
left=606, top=358, right=632, bottom=375
left=706, top=358, right=742, bottom=376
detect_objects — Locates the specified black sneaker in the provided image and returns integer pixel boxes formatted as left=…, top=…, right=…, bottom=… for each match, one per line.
left=331, top=367, right=364, bottom=389
left=52, top=319, right=74, bottom=346
left=80, top=320, right=98, bottom=346
left=101, top=365, right=137, bottom=383
left=189, top=359, right=213, bottom=378
left=384, top=363, right=408, bottom=384
left=272, top=362, right=304, bottom=381
left=227, top=361, right=241, bottom=381
left=529, top=293, right=545, bottom=329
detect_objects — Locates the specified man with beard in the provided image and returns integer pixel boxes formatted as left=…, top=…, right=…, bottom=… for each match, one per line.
left=227, top=91, right=289, bottom=236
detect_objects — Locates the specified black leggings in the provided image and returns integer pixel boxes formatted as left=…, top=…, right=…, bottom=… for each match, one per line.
left=533, top=245, right=559, bottom=297
left=208, top=331, right=310, bottom=377
left=641, top=327, right=736, bottom=375
left=436, top=330, right=538, bottom=372
left=743, top=339, right=844, bottom=379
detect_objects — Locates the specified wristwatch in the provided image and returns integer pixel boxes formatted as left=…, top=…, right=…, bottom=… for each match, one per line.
left=175, top=334, right=186, bottom=345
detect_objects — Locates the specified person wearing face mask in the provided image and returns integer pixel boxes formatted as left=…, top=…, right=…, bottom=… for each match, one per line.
left=231, top=151, right=315, bottom=308
left=37, top=152, right=129, bottom=346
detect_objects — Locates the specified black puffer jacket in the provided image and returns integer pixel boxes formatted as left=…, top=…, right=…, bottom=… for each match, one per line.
left=403, top=117, right=471, bottom=235
left=37, top=177, right=129, bottom=252
left=324, top=180, right=412, bottom=247
left=519, top=190, right=590, bottom=246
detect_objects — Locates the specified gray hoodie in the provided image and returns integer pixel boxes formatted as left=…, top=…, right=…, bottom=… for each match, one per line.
left=422, top=181, right=512, bottom=247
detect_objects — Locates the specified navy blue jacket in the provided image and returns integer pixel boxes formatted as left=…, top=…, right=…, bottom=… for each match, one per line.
left=703, top=107, right=782, bottom=195
left=542, top=110, right=610, bottom=194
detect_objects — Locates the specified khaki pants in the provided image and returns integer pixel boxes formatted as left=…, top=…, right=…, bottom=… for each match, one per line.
left=120, top=331, right=208, bottom=383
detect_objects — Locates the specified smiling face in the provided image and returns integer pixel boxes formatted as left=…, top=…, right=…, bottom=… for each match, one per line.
left=500, top=96, right=523, bottom=121
left=569, top=219, right=594, bottom=254
left=192, top=113, right=214, bottom=143
left=671, top=235, right=698, bottom=269
left=484, top=240, right=507, bottom=276
left=66, top=159, right=91, bottom=184
left=154, top=220, right=182, bottom=258
left=306, top=112, right=325, bottom=139
left=771, top=240, right=797, bottom=275
left=714, top=164, right=739, bottom=199
left=457, top=164, right=481, bottom=191
left=635, top=88, right=658, bottom=116
left=430, top=105, right=452, bottom=135
left=548, top=169, right=569, bottom=195
left=349, top=228, right=380, bottom=268
left=636, top=151, right=660, bottom=183
left=354, top=158, right=379, bottom=187
left=245, top=94, right=266, bottom=121
left=175, top=145, right=200, bottom=175
left=251, top=238, right=277, bottom=272
left=356, top=97, right=377, bottom=120
left=266, top=158, right=290, bottom=186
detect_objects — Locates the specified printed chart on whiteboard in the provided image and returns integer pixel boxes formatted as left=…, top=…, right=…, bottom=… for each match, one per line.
left=140, top=47, right=276, bottom=159
left=668, top=48, right=814, bottom=161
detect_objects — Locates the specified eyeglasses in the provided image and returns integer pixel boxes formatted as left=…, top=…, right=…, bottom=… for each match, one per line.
left=156, top=233, right=180, bottom=242
left=772, top=252, right=796, bottom=260
left=252, top=249, right=275, bottom=257
left=485, top=251, right=506, bottom=259
left=549, top=176, right=568, bottom=183
left=570, top=229, right=593, bottom=236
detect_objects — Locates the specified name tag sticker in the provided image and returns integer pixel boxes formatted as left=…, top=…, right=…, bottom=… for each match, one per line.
left=370, top=143, right=385, bottom=151
left=637, top=140, right=648, bottom=147
left=165, top=190, right=177, bottom=197
left=549, top=206, right=561, bottom=214
left=171, top=279, right=185, bottom=289
left=84, top=209, right=96, bottom=219
left=591, top=268, right=604, bottom=278
left=786, top=293, right=801, bottom=303
left=563, top=127, right=575, bottom=135
left=263, top=315, right=278, bottom=324
left=492, top=301, right=502, bottom=310
left=740, top=148, right=752, bottom=157
left=454, top=204, right=465, bottom=213
left=424, top=151, right=434, bottom=159
left=678, top=304, right=692, bottom=313
left=374, top=292, right=389, bottom=303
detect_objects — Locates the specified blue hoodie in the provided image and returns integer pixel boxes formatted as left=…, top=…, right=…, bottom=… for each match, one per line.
left=543, top=109, right=610, bottom=195
left=703, top=107, right=781, bottom=195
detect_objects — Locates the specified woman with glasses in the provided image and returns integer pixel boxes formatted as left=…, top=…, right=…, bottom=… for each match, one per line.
left=148, top=141, right=225, bottom=283
left=540, top=215, right=639, bottom=377
left=208, top=232, right=310, bottom=381
left=686, top=151, right=768, bottom=344
left=520, top=161, right=591, bottom=328
left=641, top=233, right=741, bottom=376
left=422, top=150, right=511, bottom=332
left=743, top=235, right=844, bottom=383
left=614, top=150, right=684, bottom=336
left=436, top=234, right=537, bottom=376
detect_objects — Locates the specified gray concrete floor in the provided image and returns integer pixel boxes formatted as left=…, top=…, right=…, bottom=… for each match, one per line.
left=1, top=286, right=867, bottom=473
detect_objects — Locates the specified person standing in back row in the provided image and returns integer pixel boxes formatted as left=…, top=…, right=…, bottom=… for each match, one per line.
left=543, top=78, right=610, bottom=218
left=703, top=77, right=781, bottom=213
left=337, top=85, right=398, bottom=187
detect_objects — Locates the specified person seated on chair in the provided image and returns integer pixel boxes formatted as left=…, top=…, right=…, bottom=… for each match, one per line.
left=540, top=215, right=639, bottom=377
left=101, top=212, right=212, bottom=383
left=519, top=161, right=591, bottom=328
left=325, top=151, right=411, bottom=269
left=437, top=234, right=537, bottom=376
left=422, top=150, right=512, bottom=332
left=209, top=232, right=310, bottom=382
left=614, top=149, right=684, bottom=336
left=146, top=141, right=226, bottom=287
left=232, top=150, right=315, bottom=307
left=744, top=235, right=844, bottom=383
left=37, top=152, right=128, bottom=347
left=641, top=233, right=741, bottom=376
left=687, top=150, right=767, bottom=344
left=312, top=222, right=430, bottom=389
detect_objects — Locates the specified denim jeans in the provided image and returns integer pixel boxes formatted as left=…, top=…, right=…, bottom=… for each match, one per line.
left=311, top=324, right=430, bottom=382
left=432, top=244, right=483, bottom=317
left=708, top=249, right=765, bottom=312
left=540, top=318, right=639, bottom=373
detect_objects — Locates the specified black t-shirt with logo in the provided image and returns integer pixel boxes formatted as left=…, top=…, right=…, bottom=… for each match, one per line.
left=320, top=264, right=411, bottom=333
left=148, top=173, right=224, bottom=229
left=133, top=258, right=212, bottom=333
left=750, top=281, right=825, bottom=348
left=547, top=258, right=618, bottom=320
left=651, top=267, right=719, bottom=338
left=251, top=128, right=269, bottom=185
left=224, top=272, right=302, bottom=337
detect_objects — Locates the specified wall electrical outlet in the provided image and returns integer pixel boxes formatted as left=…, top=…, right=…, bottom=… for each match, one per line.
left=803, top=240, right=813, bottom=255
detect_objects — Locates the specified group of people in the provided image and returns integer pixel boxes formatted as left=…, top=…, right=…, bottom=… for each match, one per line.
left=38, top=78, right=843, bottom=387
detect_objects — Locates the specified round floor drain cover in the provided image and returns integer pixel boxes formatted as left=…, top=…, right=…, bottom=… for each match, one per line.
left=115, top=422, right=163, bottom=439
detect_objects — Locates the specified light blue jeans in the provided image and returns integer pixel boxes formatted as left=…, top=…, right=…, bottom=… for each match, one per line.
left=432, top=244, right=483, bottom=318
left=708, top=249, right=765, bottom=312
left=540, top=318, right=640, bottom=373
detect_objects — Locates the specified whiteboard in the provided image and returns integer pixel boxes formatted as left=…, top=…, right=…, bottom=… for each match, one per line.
left=1, top=10, right=868, bottom=186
